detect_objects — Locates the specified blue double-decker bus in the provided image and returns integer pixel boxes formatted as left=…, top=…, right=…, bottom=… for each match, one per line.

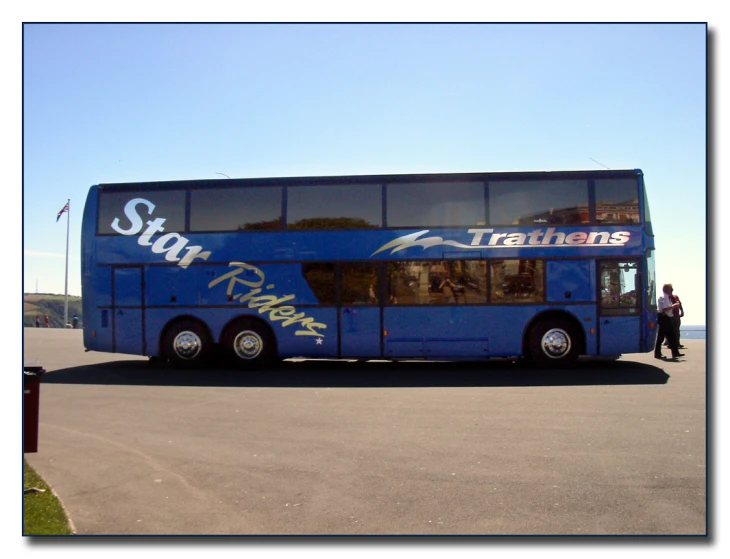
left=81, top=169, right=657, bottom=368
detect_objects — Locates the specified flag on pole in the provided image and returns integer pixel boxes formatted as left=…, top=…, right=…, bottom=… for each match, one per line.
left=56, top=202, right=69, bottom=222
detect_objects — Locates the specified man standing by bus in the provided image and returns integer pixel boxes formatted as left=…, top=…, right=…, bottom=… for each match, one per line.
left=655, top=283, right=684, bottom=360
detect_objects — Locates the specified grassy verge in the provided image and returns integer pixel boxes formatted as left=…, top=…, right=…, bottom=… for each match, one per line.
left=23, top=460, right=73, bottom=535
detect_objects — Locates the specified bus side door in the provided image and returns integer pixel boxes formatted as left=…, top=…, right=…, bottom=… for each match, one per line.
left=597, top=260, right=641, bottom=355
left=113, top=266, right=144, bottom=355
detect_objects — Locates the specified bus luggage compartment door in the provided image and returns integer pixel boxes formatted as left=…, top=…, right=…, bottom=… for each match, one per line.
left=340, top=307, right=381, bottom=358
left=113, top=267, right=144, bottom=355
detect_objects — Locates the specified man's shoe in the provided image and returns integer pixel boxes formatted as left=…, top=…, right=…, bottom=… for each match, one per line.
left=675, top=353, right=685, bottom=357
left=678, top=345, right=686, bottom=349
left=654, top=354, right=665, bottom=359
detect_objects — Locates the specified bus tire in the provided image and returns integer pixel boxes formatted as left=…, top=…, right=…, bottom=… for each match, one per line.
left=162, top=319, right=211, bottom=368
left=222, top=318, right=276, bottom=369
left=528, top=318, right=579, bottom=367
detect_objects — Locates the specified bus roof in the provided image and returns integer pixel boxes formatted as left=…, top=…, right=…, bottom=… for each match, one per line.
left=96, top=169, right=644, bottom=191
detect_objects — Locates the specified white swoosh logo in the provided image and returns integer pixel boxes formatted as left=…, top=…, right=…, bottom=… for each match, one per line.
left=371, top=231, right=481, bottom=256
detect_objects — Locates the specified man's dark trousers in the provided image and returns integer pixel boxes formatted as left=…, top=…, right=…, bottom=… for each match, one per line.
left=655, top=314, right=680, bottom=357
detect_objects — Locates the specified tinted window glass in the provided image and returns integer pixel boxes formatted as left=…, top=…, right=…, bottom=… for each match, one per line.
left=190, top=187, right=282, bottom=231
left=387, top=260, right=487, bottom=305
left=342, top=263, right=379, bottom=305
left=387, top=182, right=485, bottom=227
left=287, top=184, right=381, bottom=229
left=489, top=180, right=589, bottom=226
left=99, top=190, right=186, bottom=234
left=302, top=263, right=336, bottom=305
left=490, top=260, right=545, bottom=303
left=595, top=178, right=640, bottom=224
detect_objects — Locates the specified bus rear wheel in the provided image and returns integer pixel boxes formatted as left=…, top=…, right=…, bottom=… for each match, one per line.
left=222, top=319, right=276, bottom=369
left=528, top=318, right=579, bottom=367
left=162, top=319, right=211, bottom=368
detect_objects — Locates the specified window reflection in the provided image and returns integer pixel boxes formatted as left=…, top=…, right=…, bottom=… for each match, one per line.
left=490, top=260, right=545, bottom=303
left=489, top=180, right=589, bottom=226
left=342, top=263, right=379, bottom=305
left=387, top=182, right=486, bottom=227
left=595, top=179, right=640, bottom=224
left=599, top=261, right=639, bottom=314
left=190, top=187, right=282, bottom=231
left=99, top=190, right=186, bottom=234
left=287, top=184, right=382, bottom=229
left=387, top=261, right=487, bottom=305
left=302, top=263, right=336, bottom=305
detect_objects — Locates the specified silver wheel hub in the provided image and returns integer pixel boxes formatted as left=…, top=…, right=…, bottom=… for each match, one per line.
left=173, top=331, right=202, bottom=360
left=541, top=328, right=571, bottom=359
left=233, top=330, right=263, bottom=359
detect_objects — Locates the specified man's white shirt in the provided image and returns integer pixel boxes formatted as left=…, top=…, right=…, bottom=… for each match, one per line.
left=658, top=293, right=675, bottom=317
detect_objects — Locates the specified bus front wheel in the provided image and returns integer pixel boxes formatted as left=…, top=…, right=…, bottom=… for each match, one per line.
left=162, top=319, right=211, bottom=368
left=528, top=319, right=579, bottom=367
left=222, top=319, right=276, bottom=369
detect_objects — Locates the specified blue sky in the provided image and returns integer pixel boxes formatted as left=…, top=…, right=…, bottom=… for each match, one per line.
left=22, top=22, right=708, bottom=324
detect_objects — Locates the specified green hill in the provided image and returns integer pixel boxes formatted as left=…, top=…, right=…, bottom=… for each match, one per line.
left=24, top=294, right=83, bottom=328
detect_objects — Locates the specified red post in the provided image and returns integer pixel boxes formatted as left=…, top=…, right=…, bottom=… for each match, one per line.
left=23, top=366, right=44, bottom=453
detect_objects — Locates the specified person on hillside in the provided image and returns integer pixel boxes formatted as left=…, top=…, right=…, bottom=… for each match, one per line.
left=35, top=314, right=41, bottom=328
left=44, top=314, right=50, bottom=328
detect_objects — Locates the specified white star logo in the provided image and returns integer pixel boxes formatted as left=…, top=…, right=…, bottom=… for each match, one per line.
left=315, top=338, right=323, bottom=345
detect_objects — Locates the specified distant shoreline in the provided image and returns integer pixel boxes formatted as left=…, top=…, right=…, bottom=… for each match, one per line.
left=679, top=325, right=705, bottom=340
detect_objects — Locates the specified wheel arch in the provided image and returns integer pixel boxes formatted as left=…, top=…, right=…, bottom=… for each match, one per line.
left=522, top=309, right=587, bottom=358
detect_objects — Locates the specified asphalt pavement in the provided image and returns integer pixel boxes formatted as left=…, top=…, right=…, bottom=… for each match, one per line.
left=23, top=328, right=707, bottom=535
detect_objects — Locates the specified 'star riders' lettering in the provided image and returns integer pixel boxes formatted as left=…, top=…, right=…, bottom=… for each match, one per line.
left=110, top=198, right=327, bottom=338
left=111, top=198, right=211, bottom=268
left=207, top=262, right=326, bottom=337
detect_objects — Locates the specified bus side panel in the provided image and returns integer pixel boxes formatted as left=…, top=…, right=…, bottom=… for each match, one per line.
left=267, top=307, right=337, bottom=357
left=546, top=261, right=593, bottom=302
left=340, top=307, right=381, bottom=358
left=600, top=316, right=641, bottom=355
left=113, top=267, right=144, bottom=355
left=583, top=305, right=599, bottom=356
left=143, top=307, right=338, bottom=359
left=383, top=306, right=522, bottom=358
left=145, top=263, right=318, bottom=307
left=83, top=265, right=113, bottom=352
left=384, top=305, right=595, bottom=359
left=143, top=262, right=337, bottom=359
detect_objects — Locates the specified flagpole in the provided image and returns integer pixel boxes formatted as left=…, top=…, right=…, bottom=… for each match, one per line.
left=64, top=198, right=70, bottom=327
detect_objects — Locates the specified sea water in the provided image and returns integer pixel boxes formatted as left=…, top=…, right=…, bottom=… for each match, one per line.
left=680, top=325, right=706, bottom=340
